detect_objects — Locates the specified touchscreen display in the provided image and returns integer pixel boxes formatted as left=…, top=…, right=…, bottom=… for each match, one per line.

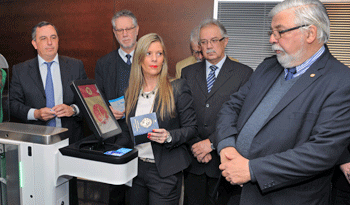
left=78, top=84, right=116, bottom=135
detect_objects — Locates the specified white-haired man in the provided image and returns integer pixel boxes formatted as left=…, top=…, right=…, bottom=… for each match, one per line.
left=216, top=0, right=350, bottom=204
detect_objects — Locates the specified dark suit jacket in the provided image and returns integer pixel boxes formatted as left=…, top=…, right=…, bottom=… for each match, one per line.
left=216, top=46, right=350, bottom=205
left=181, top=57, right=253, bottom=178
left=95, top=49, right=130, bottom=135
left=119, top=79, right=198, bottom=178
left=9, top=56, right=88, bottom=143
left=95, top=49, right=127, bottom=101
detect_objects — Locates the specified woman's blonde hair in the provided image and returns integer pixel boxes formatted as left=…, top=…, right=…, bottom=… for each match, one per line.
left=125, top=33, right=175, bottom=121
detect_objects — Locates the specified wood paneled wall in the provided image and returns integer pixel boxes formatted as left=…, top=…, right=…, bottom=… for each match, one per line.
left=0, top=0, right=213, bottom=78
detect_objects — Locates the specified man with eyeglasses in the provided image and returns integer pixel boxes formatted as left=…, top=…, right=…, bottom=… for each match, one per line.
left=95, top=10, right=139, bottom=121
left=94, top=9, right=139, bottom=205
left=175, top=26, right=204, bottom=79
left=181, top=19, right=253, bottom=205
left=215, top=0, right=350, bottom=204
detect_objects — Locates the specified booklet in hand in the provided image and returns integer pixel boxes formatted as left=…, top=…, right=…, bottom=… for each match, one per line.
left=130, top=112, right=159, bottom=145
left=109, top=96, right=125, bottom=119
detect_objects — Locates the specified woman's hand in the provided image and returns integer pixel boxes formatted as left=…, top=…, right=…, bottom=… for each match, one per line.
left=148, top=128, right=168, bottom=144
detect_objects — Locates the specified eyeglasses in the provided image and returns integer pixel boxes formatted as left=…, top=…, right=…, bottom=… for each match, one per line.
left=114, top=26, right=136, bottom=34
left=199, top=37, right=225, bottom=46
left=268, top=25, right=309, bottom=39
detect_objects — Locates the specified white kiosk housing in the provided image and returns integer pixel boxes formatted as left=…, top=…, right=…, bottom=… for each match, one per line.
left=0, top=122, right=137, bottom=205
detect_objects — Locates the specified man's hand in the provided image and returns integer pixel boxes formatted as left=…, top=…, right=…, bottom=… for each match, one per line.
left=198, top=153, right=212, bottom=164
left=219, top=147, right=251, bottom=185
left=220, top=146, right=236, bottom=165
left=53, top=104, right=75, bottom=117
left=110, top=106, right=125, bottom=120
left=340, top=162, right=350, bottom=184
left=192, top=139, right=213, bottom=163
left=34, top=107, right=56, bottom=121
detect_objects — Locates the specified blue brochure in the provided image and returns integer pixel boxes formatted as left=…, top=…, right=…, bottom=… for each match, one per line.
left=130, top=112, right=159, bottom=145
left=109, top=96, right=125, bottom=119
left=109, top=96, right=125, bottom=112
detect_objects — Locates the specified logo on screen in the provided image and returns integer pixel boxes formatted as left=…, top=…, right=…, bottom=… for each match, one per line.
left=93, top=104, right=109, bottom=124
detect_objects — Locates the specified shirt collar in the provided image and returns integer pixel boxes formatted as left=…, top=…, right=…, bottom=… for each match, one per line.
left=38, top=54, right=59, bottom=66
left=206, top=54, right=227, bottom=70
left=118, top=48, right=135, bottom=63
left=284, top=45, right=325, bottom=78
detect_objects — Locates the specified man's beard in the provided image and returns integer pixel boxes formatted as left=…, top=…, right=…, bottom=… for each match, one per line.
left=118, top=38, right=136, bottom=50
left=120, top=41, right=136, bottom=50
left=272, top=42, right=304, bottom=68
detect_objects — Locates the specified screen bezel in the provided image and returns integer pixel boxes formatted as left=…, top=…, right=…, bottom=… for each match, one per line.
left=70, top=79, right=122, bottom=140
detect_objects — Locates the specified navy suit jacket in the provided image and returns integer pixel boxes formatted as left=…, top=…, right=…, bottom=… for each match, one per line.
left=10, top=56, right=88, bottom=143
left=95, top=49, right=129, bottom=101
left=216, top=46, right=350, bottom=205
left=95, top=50, right=130, bottom=134
left=119, top=79, right=198, bottom=178
left=182, top=57, right=253, bottom=178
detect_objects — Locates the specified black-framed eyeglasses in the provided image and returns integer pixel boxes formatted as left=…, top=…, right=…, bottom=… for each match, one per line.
left=193, top=50, right=202, bottom=55
left=199, top=37, right=225, bottom=46
left=114, top=26, right=136, bottom=33
left=268, top=25, right=309, bottom=39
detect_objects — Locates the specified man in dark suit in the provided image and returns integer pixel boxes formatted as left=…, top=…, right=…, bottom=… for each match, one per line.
left=181, top=19, right=253, bottom=205
left=94, top=10, right=139, bottom=205
left=216, top=0, right=350, bottom=204
left=9, top=21, right=87, bottom=204
left=95, top=9, right=139, bottom=121
left=10, top=21, right=87, bottom=143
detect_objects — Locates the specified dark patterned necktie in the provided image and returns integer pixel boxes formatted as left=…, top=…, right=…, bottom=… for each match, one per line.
left=126, top=54, right=131, bottom=65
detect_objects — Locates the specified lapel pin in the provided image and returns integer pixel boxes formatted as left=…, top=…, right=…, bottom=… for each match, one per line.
left=310, top=74, right=315, bottom=77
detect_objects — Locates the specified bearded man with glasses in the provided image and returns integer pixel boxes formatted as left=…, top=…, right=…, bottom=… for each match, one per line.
left=215, top=0, right=350, bottom=204
left=95, top=10, right=139, bottom=122
left=181, top=19, right=253, bottom=205
left=94, top=9, right=139, bottom=205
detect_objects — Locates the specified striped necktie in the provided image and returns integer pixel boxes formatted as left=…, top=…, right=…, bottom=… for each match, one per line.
left=207, top=65, right=218, bottom=93
left=44, top=61, right=56, bottom=127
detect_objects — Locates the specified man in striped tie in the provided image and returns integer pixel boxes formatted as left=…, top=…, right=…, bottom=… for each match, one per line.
left=181, top=19, right=253, bottom=205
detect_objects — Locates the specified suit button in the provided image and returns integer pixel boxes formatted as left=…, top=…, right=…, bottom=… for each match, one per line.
left=206, top=104, right=209, bottom=108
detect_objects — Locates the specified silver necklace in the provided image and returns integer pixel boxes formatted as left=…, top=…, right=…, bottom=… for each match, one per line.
left=140, top=87, right=157, bottom=99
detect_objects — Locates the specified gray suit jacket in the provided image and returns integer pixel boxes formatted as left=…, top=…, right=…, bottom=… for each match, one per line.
left=216, top=46, right=350, bottom=204
left=182, top=57, right=253, bottom=178
left=10, top=56, right=88, bottom=143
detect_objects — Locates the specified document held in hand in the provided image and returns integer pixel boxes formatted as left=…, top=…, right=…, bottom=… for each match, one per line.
left=109, top=96, right=125, bottom=112
left=109, top=96, right=125, bottom=119
left=130, top=112, right=159, bottom=145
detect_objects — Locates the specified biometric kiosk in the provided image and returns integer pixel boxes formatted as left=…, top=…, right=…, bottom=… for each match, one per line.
left=0, top=79, right=138, bottom=204
left=0, top=122, right=137, bottom=205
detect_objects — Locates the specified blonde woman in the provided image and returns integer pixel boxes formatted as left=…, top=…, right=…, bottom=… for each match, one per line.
left=118, top=33, right=197, bottom=204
